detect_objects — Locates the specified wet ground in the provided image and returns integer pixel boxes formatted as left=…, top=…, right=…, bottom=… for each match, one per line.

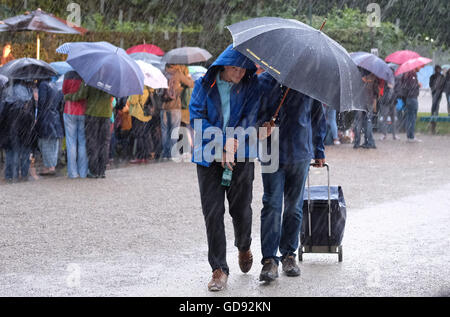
left=1, top=132, right=449, bottom=297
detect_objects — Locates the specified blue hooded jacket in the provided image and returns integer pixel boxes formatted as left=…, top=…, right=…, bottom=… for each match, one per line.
left=257, top=72, right=327, bottom=165
left=189, top=45, right=260, bottom=167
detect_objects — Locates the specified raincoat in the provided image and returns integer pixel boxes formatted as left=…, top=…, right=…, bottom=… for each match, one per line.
left=0, top=82, right=37, bottom=150
left=257, top=72, right=326, bottom=165
left=36, top=80, right=64, bottom=139
left=189, top=44, right=260, bottom=167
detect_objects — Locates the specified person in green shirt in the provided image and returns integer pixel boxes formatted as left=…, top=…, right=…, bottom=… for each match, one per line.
left=64, top=82, right=113, bottom=178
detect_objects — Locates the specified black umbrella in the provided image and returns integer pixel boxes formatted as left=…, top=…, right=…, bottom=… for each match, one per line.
left=0, top=8, right=81, bottom=59
left=0, top=58, right=57, bottom=80
left=162, top=47, right=212, bottom=65
left=226, top=17, right=369, bottom=111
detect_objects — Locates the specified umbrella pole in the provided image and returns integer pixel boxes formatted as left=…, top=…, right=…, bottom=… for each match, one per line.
left=36, top=33, right=40, bottom=60
left=270, top=87, right=290, bottom=124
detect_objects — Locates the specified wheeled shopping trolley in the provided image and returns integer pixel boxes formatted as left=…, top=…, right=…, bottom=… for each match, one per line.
left=299, top=163, right=347, bottom=262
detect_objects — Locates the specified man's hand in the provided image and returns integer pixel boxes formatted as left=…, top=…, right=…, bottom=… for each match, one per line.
left=222, top=138, right=239, bottom=170
left=312, top=158, right=326, bottom=168
left=221, top=151, right=235, bottom=170
left=258, top=121, right=276, bottom=140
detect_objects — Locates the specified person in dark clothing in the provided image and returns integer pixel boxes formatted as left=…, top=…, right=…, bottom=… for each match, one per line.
left=443, top=69, right=450, bottom=116
left=1, top=80, right=37, bottom=182
left=36, top=80, right=64, bottom=175
left=257, top=72, right=327, bottom=282
left=189, top=45, right=260, bottom=292
left=400, top=69, right=422, bottom=142
left=379, top=80, right=399, bottom=140
left=354, top=71, right=378, bottom=149
left=429, top=65, right=445, bottom=116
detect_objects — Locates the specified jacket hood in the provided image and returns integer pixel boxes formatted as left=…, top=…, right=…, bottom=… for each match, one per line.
left=203, top=45, right=257, bottom=85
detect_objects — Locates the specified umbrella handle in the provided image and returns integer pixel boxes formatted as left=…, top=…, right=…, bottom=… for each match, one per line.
left=319, top=19, right=327, bottom=31
left=270, top=87, right=290, bottom=123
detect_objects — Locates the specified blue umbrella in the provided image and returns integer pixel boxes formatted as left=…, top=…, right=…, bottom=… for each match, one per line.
left=350, top=52, right=394, bottom=85
left=66, top=42, right=144, bottom=98
left=49, top=61, right=73, bottom=75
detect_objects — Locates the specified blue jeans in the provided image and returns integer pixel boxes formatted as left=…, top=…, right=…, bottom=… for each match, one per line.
left=64, top=113, right=88, bottom=178
left=4, top=144, right=31, bottom=180
left=325, top=107, right=338, bottom=140
left=261, top=159, right=310, bottom=264
left=160, top=109, right=181, bottom=158
left=405, top=98, right=418, bottom=140
left=354, top=111, right=375, bottom=147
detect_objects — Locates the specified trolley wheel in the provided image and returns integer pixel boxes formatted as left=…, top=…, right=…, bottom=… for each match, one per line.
left=338, top=245, right=343, bottom=262
left=298, top=246, right=303, bottom=262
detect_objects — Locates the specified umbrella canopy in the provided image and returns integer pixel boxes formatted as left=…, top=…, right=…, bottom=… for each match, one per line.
left=162, top=47, right=212, bottom=65
left=66, top=41, right=144, bottom=98
left=0, top=8, right=81, bottom=33
left=385, top=50, right=420, bottom=65
left=0, top=8, right=81, bottom=60
left=135, top=60, right=168, bottom=89
left=0, top=74, right=8, bottom=87
left=350, top=52, right=394, bottom=85
left=0, top=57, right=57, bottom=80
left=226, top=17, right=369, bottom=111
left=126, top=44, right=164, bottom=56
left=395, top=56, right=432, bottom=76
left=49, top=61, right=73, bottom=75
left=129, top=52, right=165, bottom=70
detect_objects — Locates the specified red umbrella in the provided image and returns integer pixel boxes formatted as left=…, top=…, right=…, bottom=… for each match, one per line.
left=385, top=50, right=420, bottom=65
left=395, top=56, right=432, bottom=76
left=126, top=44, right=164, bottom=56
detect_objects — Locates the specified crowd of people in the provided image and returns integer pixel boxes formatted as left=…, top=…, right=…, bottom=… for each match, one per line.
left=326, top=64, right=450, bottom=149
left=0, top=43, right=194, bottom=182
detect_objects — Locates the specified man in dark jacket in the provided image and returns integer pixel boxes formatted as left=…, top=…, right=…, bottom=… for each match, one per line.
left=445, top=70, right=450, bottom=116
left=400, top=69, right=422, bottom=142
left=189, top=44, right=260, bottom=291
left=2, top=80, right=36, bottom=182
left=36, top=79, right=64, bottom=175
left=429, top=65, right=445, bottom=116
left=257, top=72, right=327, bottom=282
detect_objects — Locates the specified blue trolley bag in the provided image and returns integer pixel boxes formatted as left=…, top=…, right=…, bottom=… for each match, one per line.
left=299, top=163, right=347, bottom=262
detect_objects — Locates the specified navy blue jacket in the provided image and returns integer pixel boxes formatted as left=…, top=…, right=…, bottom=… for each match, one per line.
left=257, top=72, right=326, bottom=165
left=36, top=81, right=64, bottom=139
left=189, top=45, right=260, bottom=167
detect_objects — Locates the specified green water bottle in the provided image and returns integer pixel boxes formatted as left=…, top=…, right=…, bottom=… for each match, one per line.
left=221, top=166, right=233, bottom=187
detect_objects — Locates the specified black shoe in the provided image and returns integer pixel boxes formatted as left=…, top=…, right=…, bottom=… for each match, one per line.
left=99, top=173, right=106, bottom=178
left=87, top=172, right=98, bottom=178
left=353, top=144, right=361, bottom=149
left=259, top=258, right=278, bottom=282
left=362, top=143, right=376, bottom=149
left=281, top=255, right=301, bottom=277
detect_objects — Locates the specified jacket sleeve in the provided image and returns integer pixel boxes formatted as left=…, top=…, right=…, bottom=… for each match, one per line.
left=189, top=79, right=223, bottom=151
left=311, top=99, right=327, bottom=159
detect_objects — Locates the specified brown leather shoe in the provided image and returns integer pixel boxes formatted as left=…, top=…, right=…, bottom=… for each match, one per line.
left=207, top=269, right=228, bottom=292
left=238, top=249, right=253, bottom=273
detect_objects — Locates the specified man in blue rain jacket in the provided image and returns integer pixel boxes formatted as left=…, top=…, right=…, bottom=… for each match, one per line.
left=189, top=44, right=260, bottom=291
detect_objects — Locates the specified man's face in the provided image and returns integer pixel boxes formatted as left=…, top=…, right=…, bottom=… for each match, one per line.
left=221, top=66, right=246, bottom=84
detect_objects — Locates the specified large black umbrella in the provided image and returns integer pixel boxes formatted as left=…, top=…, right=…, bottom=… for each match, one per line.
left=0, top=58, right=57, bottom=80
left=0, top=8, right=81, bottom=59
left=162, top=47, right=212, bottom=65
left=226, top=17, right=369, bottom=111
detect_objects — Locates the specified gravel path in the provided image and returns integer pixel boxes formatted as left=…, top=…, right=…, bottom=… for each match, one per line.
left=1, top=132, right=449, bottom=297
